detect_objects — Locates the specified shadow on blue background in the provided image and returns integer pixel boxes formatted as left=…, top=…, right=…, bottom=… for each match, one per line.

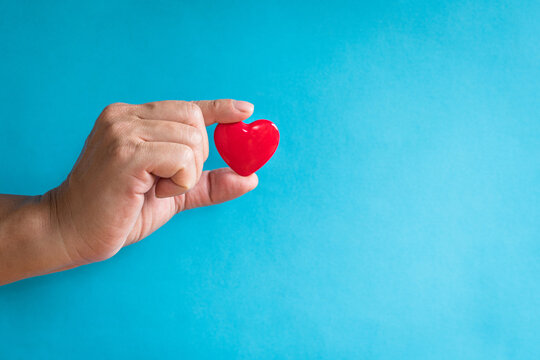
left=0, top=0, right=539, bottom=358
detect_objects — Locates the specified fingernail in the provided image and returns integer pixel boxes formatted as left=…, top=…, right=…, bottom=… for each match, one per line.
left=234, top=100, right=254, bottom=113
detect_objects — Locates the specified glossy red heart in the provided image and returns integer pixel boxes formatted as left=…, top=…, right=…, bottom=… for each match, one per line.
left=214, top=119, right=279, bottom=176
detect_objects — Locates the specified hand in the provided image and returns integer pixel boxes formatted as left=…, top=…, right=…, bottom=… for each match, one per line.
left=49, top=99, right=258, bottom=264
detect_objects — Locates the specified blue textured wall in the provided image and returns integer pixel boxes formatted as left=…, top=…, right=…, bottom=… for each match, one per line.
left=1, top=1, right=539, bottom=358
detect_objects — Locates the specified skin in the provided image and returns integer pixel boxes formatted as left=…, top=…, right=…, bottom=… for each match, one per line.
left=0, top=99, right=258, bottom=285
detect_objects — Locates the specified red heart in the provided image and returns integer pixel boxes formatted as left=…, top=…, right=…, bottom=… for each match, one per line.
left=214, top=119, right=279, bottom=176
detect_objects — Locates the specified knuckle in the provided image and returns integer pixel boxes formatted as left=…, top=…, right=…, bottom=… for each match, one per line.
left=189, top=128, right=203, bottom=145
left=99, top=103, right=131, bottom=126
left=102, top=102, right=126, bottom=116
left=107, top=139, right=137, bottom=162
left=107, top=120, right=131, bottom=139
left=180, top=144, right=195, bottom=163
left=210, top=99, right=220, bottom=110
left=186, top=102, right=204, bottom=122
left=142, top=102, right=157, bottom=112
left=219, top=99, right=234, bottom=111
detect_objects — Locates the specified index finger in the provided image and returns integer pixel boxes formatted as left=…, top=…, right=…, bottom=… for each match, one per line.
left=192, top=99, right=254, bottom=126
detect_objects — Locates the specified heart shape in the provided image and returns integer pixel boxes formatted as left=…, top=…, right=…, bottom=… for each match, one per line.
left=214, top=119, right=279, bottom=176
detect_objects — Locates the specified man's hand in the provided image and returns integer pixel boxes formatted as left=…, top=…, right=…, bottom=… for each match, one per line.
left=0, top=99, right=257, bottom=285
left=51, top=99, right=258, bottom=264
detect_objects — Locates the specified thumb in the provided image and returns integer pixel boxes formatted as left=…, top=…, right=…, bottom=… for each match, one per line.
left=192, top=99, right=254, bottom=126
left=180, top=168, right=258, bottom=211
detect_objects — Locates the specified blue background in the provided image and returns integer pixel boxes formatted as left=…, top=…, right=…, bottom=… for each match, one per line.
left=1, top=0, right=539, bottom=358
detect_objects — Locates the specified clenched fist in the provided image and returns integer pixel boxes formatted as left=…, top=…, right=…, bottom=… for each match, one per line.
left=0, top=99, right=258, bottom=285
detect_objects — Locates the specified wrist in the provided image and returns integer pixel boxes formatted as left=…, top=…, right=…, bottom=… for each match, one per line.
left=0, top=190, right=79, bottom=285
left=42, top=185, right=91, bottom=268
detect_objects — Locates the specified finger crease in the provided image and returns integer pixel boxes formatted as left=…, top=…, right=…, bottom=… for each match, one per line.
left=207, top=172, right=216, bottom=205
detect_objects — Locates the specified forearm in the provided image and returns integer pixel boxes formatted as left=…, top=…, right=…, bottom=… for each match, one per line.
left=0, top=192, right=75, bottom=285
